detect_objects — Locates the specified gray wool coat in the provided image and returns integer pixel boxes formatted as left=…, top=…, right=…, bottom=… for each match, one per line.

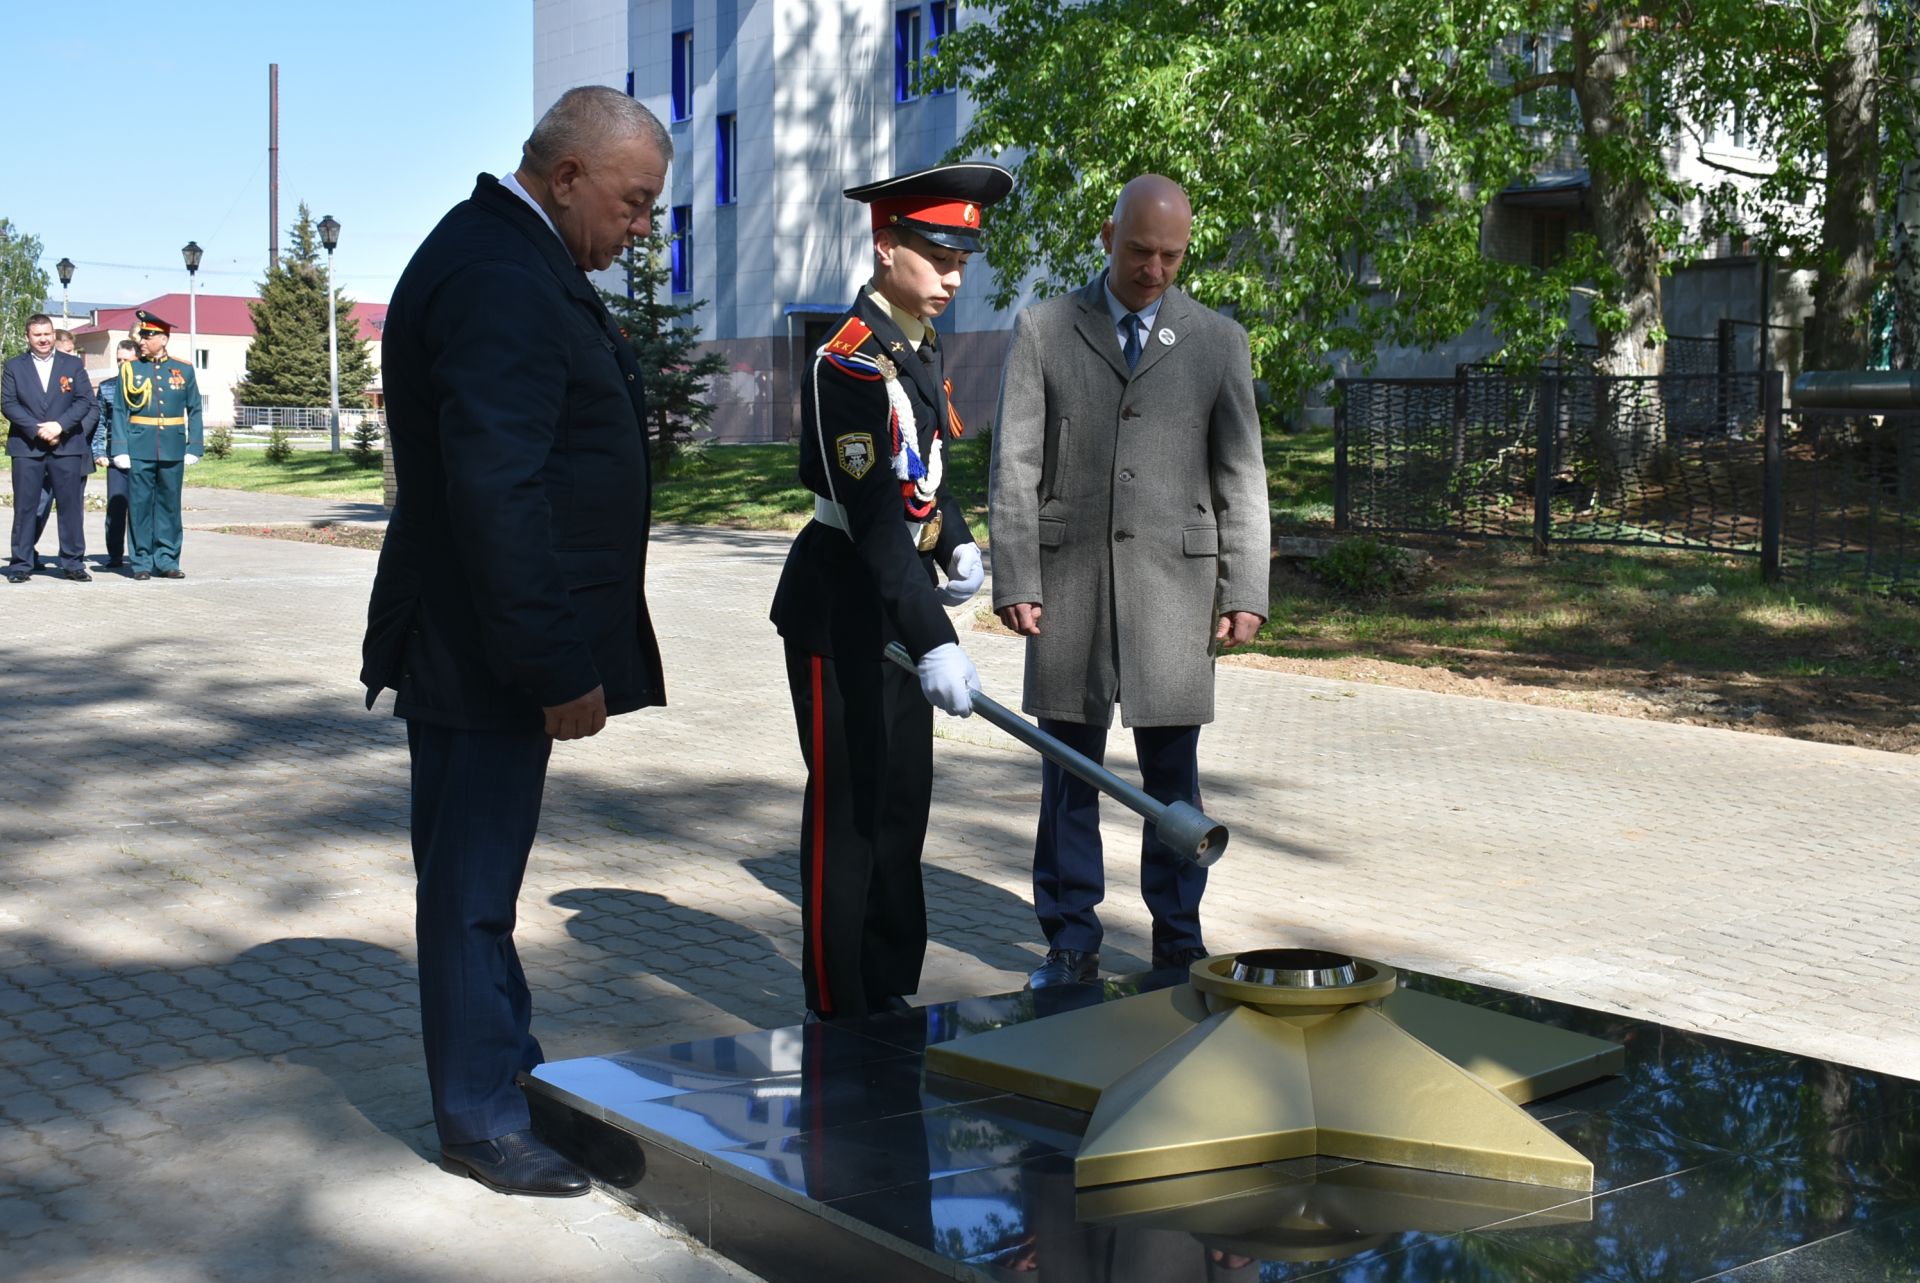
left=988, top=278, right=1269, bottom=728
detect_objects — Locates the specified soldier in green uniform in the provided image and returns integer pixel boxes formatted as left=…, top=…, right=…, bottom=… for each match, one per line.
left=112, top=311, right=203, bottom=580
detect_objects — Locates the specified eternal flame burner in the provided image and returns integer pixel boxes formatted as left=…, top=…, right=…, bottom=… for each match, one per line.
left=925, top=948, right=1625, bottom=1191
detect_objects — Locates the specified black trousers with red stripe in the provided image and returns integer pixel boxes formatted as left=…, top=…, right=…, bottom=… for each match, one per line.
left=784, top=642, right=933, bottom=1019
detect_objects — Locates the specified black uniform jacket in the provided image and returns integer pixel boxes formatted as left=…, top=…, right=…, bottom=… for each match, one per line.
left=360, top=174, right=665, bottom=732
left=771, top=292, right=973, bottom=664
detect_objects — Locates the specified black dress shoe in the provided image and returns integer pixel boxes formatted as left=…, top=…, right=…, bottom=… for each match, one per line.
left=876, top=994, right=913, bottom=1015
left=132, top=571, right=152, bottom=581
left=438, top=1128, right=590, bottom=1197
left=5, top=571, right=27, bottom=584
left=155, top=569, right=185, bottom=579
left=1152, top=945, right=1212, bottom=971
left=63, top=568, right=92, bottom=582
left=1027, top=948, right=1100, bottom=990
left=104, top=557, right=124, bottom=568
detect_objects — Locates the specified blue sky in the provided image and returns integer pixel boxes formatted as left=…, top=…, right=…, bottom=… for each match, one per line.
left=2, top=0, right=534, bottom=310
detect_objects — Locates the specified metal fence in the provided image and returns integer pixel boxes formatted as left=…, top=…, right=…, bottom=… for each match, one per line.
left=1333, top=370, right=1920, bottom=595
left=231, top=405, right=386, bottom=438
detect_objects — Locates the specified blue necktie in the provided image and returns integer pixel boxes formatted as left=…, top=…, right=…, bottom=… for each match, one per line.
left=1121, top=313, right=1143, bottom=369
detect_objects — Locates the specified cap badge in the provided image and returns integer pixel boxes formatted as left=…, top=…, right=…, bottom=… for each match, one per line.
left=963, top=204, right=978, bottom=226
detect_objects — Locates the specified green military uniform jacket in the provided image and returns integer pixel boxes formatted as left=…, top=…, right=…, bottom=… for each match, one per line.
left=118, top=357, right=204, bottom=462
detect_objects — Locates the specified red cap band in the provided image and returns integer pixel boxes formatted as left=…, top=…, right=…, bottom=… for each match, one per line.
left=869, top=196, right=982, bottom=234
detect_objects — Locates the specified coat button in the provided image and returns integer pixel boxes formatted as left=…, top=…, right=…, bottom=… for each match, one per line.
left=1121, top=405, right=1139, bottom=419
left=1115, top=530, right=1131, bottom=542
left=1118, top=470, right=1133, bottom=482
left=627, top=373, right=635, bottom=382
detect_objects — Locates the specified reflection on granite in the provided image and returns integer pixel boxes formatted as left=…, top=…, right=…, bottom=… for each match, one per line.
left=524, top=967, right=1920, bottom=1283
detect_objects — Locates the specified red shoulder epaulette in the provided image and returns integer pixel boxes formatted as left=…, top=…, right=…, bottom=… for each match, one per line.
left=824, top=317, right=872, bottom=357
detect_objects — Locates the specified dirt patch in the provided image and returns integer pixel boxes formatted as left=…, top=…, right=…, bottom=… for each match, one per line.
left=212, top=523, right=386, bottom=551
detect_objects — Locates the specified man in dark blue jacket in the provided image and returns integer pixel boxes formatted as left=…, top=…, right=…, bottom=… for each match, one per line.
left=90, top=340, right=137, bottom=569
left=360, top=85, right=671, bottom=1197
left=3, top=314, right=96, bottom=582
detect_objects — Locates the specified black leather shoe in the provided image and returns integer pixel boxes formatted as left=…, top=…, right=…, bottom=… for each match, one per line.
left=876, top=994, right=913, bottom=1015
left=438, top=1129, right=590, bottom=1197
left=1027, top=948, right=1100, bottom=990
left=1152, top=946, right=1212, bottom=971
left=155, top=569, right=185, bottom=579
left=5, top=571, right=27, bottom=584
left=63, top=569, right=92, bottom=582
left=132, top=571, right=152, bottom=581
left=104, top=557, right=124, bottom=568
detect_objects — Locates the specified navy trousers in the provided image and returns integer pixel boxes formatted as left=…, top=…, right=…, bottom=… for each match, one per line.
left=1032, top=719, right=1208, bottom=957
left=784, top=643, right=932, bottom=1019
left=102, top=464, right=129, bottom=561
left=408, top=720, right=553, bottom=1145
left=9, top=453, right=86, bottom=572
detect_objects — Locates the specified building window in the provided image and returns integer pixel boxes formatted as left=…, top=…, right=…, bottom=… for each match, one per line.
left=671, top=30, right=693, bottom=122
left=928, top=0, right=957, bottom=94
left=1514, top=34, right=1555, bottom=126
left=894, top=7, right=923, bottom=103
left=716, top=113, right=738, bottom=206
left=196, top=348, right=210, bottom=370
left=671, top=205, right=692, bottom=294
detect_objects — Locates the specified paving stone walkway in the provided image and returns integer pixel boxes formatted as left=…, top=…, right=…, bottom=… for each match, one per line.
left=3, top=489, right=1916, bottom=1280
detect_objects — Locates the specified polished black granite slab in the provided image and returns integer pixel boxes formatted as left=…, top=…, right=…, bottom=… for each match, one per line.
left=524, top=969, right=1920, bottom=1282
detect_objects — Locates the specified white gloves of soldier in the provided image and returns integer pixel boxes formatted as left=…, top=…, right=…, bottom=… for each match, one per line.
left=184, top=454, right=200, bottom=466
left=916, top=642, right=980, bottom=717
left=112, top=455, right=131, bottom=470
left=937, top=541, right=985, bottom=607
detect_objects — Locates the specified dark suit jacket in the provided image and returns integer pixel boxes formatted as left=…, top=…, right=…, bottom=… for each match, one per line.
left=360, top=174, right=665, bottom=732
left=2, top=351, right=95, bottom=459
left=769, top=290, right=974, bottom=663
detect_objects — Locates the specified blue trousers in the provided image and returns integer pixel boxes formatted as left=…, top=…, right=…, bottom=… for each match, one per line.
left=10, top=453, right=87, bottom=572
left=1032, top=719, right=1208, bottom=956
left=408, top=720, right=553, bottom=1145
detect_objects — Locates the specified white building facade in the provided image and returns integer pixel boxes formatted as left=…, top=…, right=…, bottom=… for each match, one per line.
left=534, top=0, right=1031, bottom=441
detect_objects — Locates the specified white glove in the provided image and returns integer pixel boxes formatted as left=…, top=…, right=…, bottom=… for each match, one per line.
left=937, top=541, right=985, bottom=607
left=915, top=642, right=980, bottom=717
left=183, top=453, right=200, bottom=466
left=112, top=455, right=131, bottom=470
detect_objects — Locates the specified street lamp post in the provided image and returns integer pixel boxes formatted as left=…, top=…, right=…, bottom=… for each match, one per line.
left=318, top=215, right=342, bottom=454
left=181, top=241, right=202, bottom=376
left=55, top=258, right=74, bottom=325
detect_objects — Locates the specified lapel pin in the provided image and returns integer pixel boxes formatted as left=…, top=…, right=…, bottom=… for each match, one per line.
left=1157, top=328, right=1176, bottom=346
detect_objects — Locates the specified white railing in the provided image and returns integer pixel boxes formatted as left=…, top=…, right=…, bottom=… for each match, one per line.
left=230, top=405, right=386, bottom=438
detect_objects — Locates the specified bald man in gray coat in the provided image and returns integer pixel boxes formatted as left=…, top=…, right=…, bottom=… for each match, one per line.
left=989, top=175, right=1269, bottom=990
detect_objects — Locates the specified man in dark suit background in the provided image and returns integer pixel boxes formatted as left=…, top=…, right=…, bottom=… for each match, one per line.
left=3, top=314, right=96, bottom=582
left=90, top=339, right=137, bottom=568
left=360, top=85, right=671, bottom=1197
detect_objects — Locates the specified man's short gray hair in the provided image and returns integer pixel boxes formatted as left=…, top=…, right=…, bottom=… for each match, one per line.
left=523, top=85, right=672, bottom=171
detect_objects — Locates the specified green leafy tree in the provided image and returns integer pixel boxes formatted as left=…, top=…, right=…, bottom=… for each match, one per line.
left=0, top=219, right=51, bottom=362
left=927, top=0, right=1841, bottom=400
left=601, top=207, right=729, bottom=477
left=235, top=203, right=376, bottom=409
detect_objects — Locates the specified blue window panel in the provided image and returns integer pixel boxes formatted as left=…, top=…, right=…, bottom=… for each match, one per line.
left=928, top=0, right=956, bottom=94
left=894, top=8, right=922, bottom=103
left=625, top=69, right=635, bottom=97
left=671, top=205, right=692, bottom=294
left=671, top=30, right=693, bottom=122
left=717, top=113, right=737, bottom=206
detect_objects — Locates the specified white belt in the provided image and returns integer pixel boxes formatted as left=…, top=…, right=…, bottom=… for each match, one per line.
left=813, top=495, right=930, bottom=548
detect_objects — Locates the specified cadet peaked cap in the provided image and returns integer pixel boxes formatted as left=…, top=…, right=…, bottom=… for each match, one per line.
left=845, top=162, right=1014, bottom=252
left=133, top=310, right=173, bottom=336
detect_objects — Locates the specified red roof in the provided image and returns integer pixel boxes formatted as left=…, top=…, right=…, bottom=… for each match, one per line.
left=74, top=292, right=388, bottom=343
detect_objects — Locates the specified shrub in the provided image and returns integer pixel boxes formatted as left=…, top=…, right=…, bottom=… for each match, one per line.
left=350, top=419, right=382, bottom=468
left=264, top=426, right=294, bottom=464
left=1315, top=536, right=1411, bottom=598
left=205, top=426, right=233, bottom=459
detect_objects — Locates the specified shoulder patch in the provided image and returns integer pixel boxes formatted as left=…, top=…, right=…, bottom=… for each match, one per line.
left=824, top=317, right=873, bottom=357
left=834, top=432, right=876, bottom=479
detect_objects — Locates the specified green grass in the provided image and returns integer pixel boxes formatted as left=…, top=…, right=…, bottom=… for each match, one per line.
left=186, top=450, right=385, bottom=500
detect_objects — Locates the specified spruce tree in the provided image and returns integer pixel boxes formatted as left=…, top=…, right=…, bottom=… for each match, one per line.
left=600, top=208, right=729, bottom=477
left=235, top=203, right=376, bottom=409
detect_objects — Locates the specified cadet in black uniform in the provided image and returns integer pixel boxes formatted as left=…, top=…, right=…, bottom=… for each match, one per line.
left=770, top=163, right=1013, bottom=1021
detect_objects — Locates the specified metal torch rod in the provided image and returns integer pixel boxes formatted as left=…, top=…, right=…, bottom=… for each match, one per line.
left=883, top=642, right=1227, bottom=866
